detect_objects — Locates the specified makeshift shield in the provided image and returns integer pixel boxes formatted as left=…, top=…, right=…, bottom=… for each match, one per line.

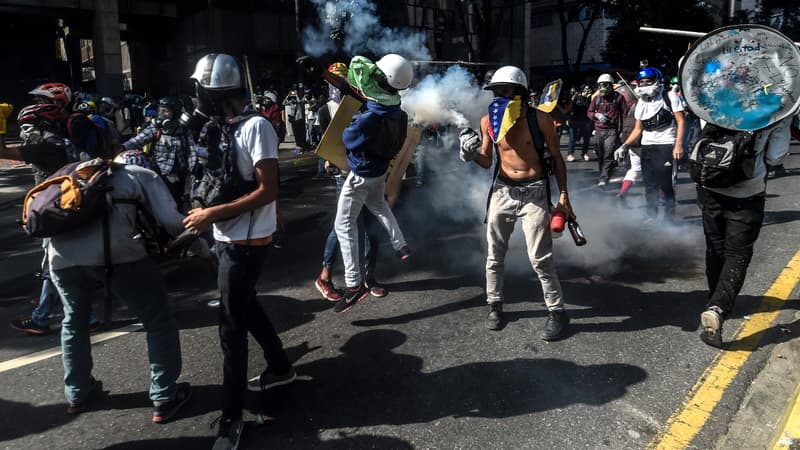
left=679, top=24, right=800, bottom=131
left=536, top=79, right=563, bottom=113
left=314, top=95, right=363, bottom=171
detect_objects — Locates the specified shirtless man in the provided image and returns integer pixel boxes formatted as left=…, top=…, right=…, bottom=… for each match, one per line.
left=459, top=66, right=574, bottom=340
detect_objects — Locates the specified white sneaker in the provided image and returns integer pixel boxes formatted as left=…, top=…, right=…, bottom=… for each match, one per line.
left=567, top=154, right=575, bottom=162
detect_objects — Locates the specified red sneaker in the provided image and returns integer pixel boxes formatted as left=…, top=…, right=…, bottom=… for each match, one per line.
left=315, top=277, right=342, bottom=301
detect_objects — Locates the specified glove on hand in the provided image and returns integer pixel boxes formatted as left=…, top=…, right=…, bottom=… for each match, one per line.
left=458, top=128, right=481, bottom=162
left=614, top=144, right=629, bottom=162
left=595, top=113, right=609, bottom=124
left=0, top=103, right=13, bottom=135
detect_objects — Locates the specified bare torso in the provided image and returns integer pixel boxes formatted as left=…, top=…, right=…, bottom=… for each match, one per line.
left=480, top=112, right=544, bottom=179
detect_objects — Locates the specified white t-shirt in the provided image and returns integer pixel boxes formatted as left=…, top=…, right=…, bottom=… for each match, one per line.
left=635, top=90, right=684, bottom=145
left=213, top=116, right=279, bottom=242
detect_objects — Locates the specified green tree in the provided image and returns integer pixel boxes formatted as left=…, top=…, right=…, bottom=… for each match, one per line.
left=752, top=1, right=800, bottom=41
left=603, top=0, right=714, bottom=76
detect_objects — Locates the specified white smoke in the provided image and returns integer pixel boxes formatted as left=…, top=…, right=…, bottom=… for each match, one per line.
left=304, top=0, right=432, bottom=61
left=402, top=65, right=493, bottom=129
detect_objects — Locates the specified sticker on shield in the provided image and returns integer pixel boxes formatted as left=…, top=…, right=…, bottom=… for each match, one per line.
left=679, top=24, right=800, bottom=131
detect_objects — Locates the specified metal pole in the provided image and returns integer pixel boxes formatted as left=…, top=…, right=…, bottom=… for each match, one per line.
left=639, top=26, right=800, bottom=47
left=294, top=0, right=303, bottom=88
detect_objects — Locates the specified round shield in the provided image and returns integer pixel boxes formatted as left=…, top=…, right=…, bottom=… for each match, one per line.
left=679, top=24, right=800, bottom=131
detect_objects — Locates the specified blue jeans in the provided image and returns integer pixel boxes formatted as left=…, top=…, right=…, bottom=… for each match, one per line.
left=32, top=241, right=97, bottom=327
left=216, top=242, right=290, bottom=420
left=51, top=258, right=182, bottom=405
left=322, top=175, right=378, bottom=272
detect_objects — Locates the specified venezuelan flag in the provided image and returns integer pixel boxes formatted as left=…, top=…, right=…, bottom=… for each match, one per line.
left=488, top=96, right=522, bottom=143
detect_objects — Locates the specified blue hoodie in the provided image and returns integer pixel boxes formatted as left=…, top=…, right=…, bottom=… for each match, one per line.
left=342, top=101, right=403, bottom=177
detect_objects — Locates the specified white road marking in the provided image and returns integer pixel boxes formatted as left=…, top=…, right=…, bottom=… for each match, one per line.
left=0, top=323, right=143, bottom=374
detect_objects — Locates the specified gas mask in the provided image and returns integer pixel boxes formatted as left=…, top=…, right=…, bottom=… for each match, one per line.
left=598, top=83, right=612, bottom=97
left=19, top=124, right=43, bottom=145
left=635, top=83, right=662, bottom=101
left=155, top=111, right=179, bottom=135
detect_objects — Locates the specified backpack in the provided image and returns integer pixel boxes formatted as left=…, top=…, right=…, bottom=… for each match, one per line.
left=66, top=113, right=113, bottom=158
left=191, top=114, right=259, bottom=209
left=22, top=158, right=115, bottom=238
left=688, top=124, right=757, bottom=188
left=364, top=111, right=408, bottom=161
left=641, top=91, right=674, bottom=131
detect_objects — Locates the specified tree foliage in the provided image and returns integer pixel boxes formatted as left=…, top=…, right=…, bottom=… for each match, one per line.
left=750, top=1, right=800, bottom=41
left=604, top=0, right=715, bottom=76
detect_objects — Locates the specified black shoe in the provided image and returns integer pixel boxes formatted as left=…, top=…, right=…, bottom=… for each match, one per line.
left=247, top=367, right=296, bottom=392
left=700, top=306, right=724, bottom=348
left=67, top=377, right=102, bottom=414
left=333, top=284, right=370, bottom=313
left=396, top=245, right=411, bottom=261
left=541, top=310, right=569, bottom=341
left=486, top=302, right=505, bottom=330
left=212, top=416, right=244, bottom=450
left=10, top=318, right=50, bottom=335
left=152, top=382, right=192, bottom=424
left=89, top=321, right=103, bottom=334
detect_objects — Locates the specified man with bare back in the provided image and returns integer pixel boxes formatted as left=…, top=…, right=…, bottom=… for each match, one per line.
left=459, top=66, right=574, bottom=340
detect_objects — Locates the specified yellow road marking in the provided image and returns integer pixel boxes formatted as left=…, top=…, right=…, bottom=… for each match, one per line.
left=0, top=324, right=143, bottom=374
left=648, top=249, right=800, bottom=450
left=772, top=382, right=800, bottom=449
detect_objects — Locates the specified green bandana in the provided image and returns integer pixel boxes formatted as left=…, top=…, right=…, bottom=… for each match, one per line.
left=347, top=56, right=401, bottom=106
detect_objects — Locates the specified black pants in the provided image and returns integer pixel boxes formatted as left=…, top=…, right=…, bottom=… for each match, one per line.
left=216, top=242, right=291, bottom=420
left=594, top=128, right=619, bottom=181
left=641, top=144, right=675, bottom=218
left=697, top=187, right=765, bottom=317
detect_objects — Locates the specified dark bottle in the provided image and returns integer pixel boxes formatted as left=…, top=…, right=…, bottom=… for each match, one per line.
left=567, top=220, right=587, bottom=246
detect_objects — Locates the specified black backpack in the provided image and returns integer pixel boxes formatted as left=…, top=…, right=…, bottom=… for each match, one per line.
left=22, top=158, right=115, bottom=238
left=191, top=114, right=259, bottom=209
left=688, top=124, right=757, bottom=188
left=364, top=111, right=408, bottom=161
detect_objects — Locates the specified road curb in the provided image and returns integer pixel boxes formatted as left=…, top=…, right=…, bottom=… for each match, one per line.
left=715, top=310, right=800, bottom=449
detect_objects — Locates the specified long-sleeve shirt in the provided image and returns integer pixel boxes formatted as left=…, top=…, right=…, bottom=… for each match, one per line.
left=48, top=165, right=184, bottom=270
left=587, top=92, right=628, bottom=131
left=705, top=117, right=791, bottom=198
left=342, top=101, right=403, bottom=177
left=122, top=122, right=197, bottom=176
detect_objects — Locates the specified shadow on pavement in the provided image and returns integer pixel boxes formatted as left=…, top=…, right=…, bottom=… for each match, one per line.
left=0, top=398, right=78, bottom=442
left=246, top=329, right=646, bottom=447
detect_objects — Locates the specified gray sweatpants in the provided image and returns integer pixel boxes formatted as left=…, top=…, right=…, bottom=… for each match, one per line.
left=335, top=170, right=406, bottom=288
left=486, top=179, right=565, bottom=311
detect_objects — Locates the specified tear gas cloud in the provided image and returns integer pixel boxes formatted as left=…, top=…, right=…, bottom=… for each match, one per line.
left=304, top=0, right=432, bottom=61
left=402, top=65, right=493, bottom=129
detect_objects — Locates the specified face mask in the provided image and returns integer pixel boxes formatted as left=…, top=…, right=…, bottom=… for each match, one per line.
left=19, top=124, right=43, bottom=145
left=598, top=86, right=612, bottom=96
left=635, top=84, right=661, bottom=100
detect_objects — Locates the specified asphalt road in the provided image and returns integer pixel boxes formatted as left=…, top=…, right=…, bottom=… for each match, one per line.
left=1, top=143, right=799, bottom=450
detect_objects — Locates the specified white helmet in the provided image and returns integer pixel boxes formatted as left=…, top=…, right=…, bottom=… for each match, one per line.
left=375, top=54, right=414, bottom=90
left=597, top=73, right=614, bottom=84
left=190, top=53, right=245, bottom=91
left=484, top=66, right=528, bottom=91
